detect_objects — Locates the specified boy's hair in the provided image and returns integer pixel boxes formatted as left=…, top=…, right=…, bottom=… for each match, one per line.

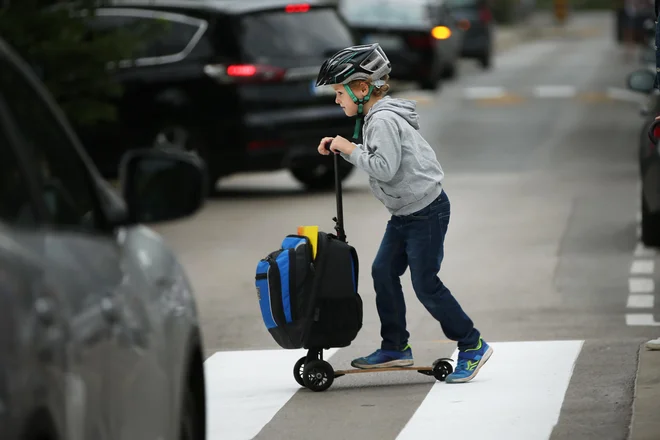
left=348, top=74, right=391, bottom=98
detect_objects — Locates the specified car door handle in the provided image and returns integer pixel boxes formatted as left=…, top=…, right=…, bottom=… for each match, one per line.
left=100, top=296, right=119, bottom=323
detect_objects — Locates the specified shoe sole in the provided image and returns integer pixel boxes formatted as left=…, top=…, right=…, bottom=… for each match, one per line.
left=646, top=342, right=660, bottom=350
left=350, top=359, right=414, bottom=369
left=446, top=346, right=494, bottom=384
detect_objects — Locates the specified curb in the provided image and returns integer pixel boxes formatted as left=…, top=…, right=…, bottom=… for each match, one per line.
left=628, top=342, right=660, bottom=440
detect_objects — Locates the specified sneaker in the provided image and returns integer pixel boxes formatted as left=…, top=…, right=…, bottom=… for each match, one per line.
left=646, top=337, right=660, bottom=350
left=445, top=338, right=493, bottom=384
left=351, top=345, right=414, bottom=369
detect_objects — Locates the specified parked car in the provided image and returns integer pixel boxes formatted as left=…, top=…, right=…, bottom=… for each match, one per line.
left=614, top=0, right=654, bottom=44
left=444, top=0, right=493, bottom=69
left=71, top=0, right=360, bottom=192
left=0, top=36, right=208, bottom=440
left=339, top=0, right=463, bottom=90
left=626, top=67, right=660, bottom=246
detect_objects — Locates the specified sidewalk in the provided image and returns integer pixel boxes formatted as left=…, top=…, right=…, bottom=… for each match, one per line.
left=629, top=343, right=660, bottom=440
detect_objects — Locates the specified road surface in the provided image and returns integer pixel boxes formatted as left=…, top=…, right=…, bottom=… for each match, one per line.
left=152, top=12, right=660, bottom=440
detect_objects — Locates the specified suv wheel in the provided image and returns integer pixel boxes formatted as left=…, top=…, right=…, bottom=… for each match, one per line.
left=479, top=52, right=492, bottom=70
left=179, top=348, right=206, bottom=440
left=641, top=190, right=660, bottom=247
left=290, top=159, right=354, bottom=191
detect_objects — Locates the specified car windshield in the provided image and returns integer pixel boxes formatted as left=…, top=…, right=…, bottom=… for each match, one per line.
left=239, top=8, right=354, bottom=61
left=340, top=0, right=432, bottom=27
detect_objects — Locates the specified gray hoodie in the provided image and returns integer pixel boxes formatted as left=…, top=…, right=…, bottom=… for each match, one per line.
left=341, top=96, right=444, bottom=216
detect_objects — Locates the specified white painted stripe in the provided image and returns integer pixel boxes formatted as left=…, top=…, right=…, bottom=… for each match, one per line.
left=626, top=314, right=660, bottom=326
left=205, top=348, right=338, bottom=440
left=631, top=260, right=655, bottom=274
left=463, top=87, right=506, bottom=99
left=396, top=340, right=584, bottom=440
left=606, top=87, right=645, bottom=103
left=629, top=278, right=655, bottom=293
left=627, top=294, right=655, bottom=308
left=533, top=85, right=577, bottom=98
left=634, top=242, right=657, bottom=257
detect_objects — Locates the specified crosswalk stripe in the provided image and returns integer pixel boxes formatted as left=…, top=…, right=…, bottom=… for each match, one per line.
left=204, top=348, right=339, bottom=440
left=395, top=340, right=584, bottom=440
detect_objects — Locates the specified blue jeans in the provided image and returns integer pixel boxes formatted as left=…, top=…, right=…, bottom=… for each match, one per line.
left=371, top=190, right=481, bottom=351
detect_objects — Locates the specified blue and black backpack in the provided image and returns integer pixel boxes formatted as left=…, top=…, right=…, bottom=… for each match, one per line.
left=255, top=231, right=362, bottom=350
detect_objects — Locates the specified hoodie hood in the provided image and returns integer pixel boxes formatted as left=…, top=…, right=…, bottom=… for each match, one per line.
left=365, top=95, right=420, bottom=130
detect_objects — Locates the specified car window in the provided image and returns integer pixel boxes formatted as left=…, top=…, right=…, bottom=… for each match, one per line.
left=88, top=12, right=202, bottom=59
left=0, top=56, right=99, bottom=231
left=0, top=118, right=38, bottom=226
left=239, top=8, right=354, bottom=61
left=340, top=0, right=433, bottom=27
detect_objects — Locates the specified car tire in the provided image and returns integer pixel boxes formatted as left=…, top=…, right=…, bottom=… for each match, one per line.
left=641, top=191, right=660, bottom=247
left=290, top=158, right=354, bottom=191
left=479, top=52, right=492, bottom=70
left=442, top=61, right=458, bottom=79
left=179, top=356, right=205, bottom=440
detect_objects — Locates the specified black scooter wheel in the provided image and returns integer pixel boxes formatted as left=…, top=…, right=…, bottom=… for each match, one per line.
left=293, top=357, right=306, bottom=387
left=302, top=360, right=334, bottom=392
left=432, top=360, right=453, bottom=381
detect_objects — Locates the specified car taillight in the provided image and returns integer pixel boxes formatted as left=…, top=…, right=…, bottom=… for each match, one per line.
left=407, top=34, right=434, bottom=48
left=227, top=65, right=257, bottom=76
left=204, top=64, right=286, bottom=83
left=286, top=3, right=310, bottom=13
left=650, top=125, right=660, bottom=151
left=479, top=7, right=492, bottom=23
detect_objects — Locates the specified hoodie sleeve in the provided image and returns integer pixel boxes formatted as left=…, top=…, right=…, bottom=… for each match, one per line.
left=341, top=117, right=401, bottom=182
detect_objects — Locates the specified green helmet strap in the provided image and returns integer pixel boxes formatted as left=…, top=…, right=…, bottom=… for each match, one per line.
left=343, top=83, right=374, bottom=140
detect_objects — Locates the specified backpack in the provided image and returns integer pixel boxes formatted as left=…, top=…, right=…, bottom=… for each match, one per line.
left=255, top=231, right=363, bottom=350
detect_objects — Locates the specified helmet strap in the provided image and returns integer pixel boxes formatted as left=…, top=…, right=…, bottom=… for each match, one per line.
left=344, top=84, right=375, bottom=140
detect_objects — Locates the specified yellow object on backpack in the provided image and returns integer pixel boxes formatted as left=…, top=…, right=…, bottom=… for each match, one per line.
left=297, top=225, right=319, bottom=259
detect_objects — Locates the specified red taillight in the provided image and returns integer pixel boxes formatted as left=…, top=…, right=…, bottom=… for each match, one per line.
left=407, top=35, right=434, bottom=48
left=286, top=3, right=310, bottom=13
left=227, top=64, right=257, bottom=77
left=650, top=125, right=660, bottom=151
left=204, top=64, right=286, bottom=83
left=479, top=7, right=492, bottom=23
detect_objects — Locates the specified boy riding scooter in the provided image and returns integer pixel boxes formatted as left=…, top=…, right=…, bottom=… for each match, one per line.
left=315, top=43, right=493, bottom=383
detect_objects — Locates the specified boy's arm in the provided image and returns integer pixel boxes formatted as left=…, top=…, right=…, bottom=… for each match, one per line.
left=340, top=118, right=402, bottom=182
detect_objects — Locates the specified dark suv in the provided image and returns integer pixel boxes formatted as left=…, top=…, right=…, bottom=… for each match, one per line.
left=79, top=0, right=358, bottom=191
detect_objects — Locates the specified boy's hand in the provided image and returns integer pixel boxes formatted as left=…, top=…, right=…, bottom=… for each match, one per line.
left=317, top=137, right=334, bottom=155
left=328, top=136, right=356, bottom=155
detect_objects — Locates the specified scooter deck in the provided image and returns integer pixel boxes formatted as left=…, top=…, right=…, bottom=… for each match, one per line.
left=334, top=366, right=432, bottom=375
left=332, top=357, right=454, bottom=378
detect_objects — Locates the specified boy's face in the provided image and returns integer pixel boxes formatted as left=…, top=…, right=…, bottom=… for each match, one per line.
left=332, top=82, right=368, bottom=117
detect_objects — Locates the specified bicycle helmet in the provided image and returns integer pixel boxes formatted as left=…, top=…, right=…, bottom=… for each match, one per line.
left=316, top=43, right=392, bottom=139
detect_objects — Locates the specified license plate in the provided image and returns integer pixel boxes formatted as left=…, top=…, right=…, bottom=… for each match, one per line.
left=312, top=81, right=335, bottom=96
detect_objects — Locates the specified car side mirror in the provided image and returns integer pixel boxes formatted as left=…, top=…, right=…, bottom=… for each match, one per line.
left=118, top=148, right=208, bottom=224
left=627, top=69, right=656, bottom=94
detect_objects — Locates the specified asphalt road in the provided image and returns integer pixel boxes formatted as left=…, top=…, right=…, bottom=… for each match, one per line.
left=152, top=13, right=659, bottom=440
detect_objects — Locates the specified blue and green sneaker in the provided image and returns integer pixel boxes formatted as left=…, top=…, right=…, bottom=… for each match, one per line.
left=351, top=344, right=414, bottom=369
left=445, top=338, right=493, bottom=384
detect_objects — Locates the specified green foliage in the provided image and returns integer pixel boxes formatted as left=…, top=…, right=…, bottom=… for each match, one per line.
left=0, top=0, right=163, bottom=126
